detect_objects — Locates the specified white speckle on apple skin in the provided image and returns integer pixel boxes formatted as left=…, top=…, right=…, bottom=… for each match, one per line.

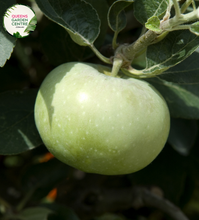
left=34, top=62, right=170, bottom=175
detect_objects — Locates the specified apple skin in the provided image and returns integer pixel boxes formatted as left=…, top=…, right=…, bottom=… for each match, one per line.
left=34, top=62, right=170, bottom=175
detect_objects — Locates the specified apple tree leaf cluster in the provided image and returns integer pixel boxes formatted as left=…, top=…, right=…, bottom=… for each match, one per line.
left=133, top=0, right=169, bottom=25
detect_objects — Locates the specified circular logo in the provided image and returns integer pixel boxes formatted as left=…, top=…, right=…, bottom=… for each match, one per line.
left=3, top=4, right=37, bottom=38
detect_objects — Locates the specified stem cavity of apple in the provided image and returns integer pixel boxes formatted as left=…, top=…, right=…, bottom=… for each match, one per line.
left=107, top=0, right=199, bottom=78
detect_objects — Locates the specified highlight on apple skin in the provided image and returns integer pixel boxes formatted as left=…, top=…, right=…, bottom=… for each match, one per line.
left=34, top=62, right=170, bottom=175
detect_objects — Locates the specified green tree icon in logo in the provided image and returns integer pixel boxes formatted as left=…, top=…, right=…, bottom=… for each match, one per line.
left=13, top=32, right=23, bottom=38
left=24, top=15, right=37, bottom=33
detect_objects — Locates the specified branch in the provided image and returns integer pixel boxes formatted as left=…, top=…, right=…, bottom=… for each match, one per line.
left=132, top=187, right=189, bottom=220
left=60, top=184, right=189, bottom=220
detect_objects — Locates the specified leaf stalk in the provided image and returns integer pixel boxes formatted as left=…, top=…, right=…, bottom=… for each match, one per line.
left=181, top=0, right=194, bottom=13
left=89, top=45, right=112, bottom=64
left=172, top=0, right=182, bottom=18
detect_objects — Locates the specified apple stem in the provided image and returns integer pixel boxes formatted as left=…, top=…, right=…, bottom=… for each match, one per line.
left=111, top=57, right=123, bottom=77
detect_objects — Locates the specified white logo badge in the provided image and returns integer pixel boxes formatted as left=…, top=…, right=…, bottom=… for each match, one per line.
left=3, top=4, right=37, bottom=38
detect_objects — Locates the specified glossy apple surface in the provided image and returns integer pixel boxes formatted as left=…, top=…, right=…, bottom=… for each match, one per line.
left=34, top=62, right=170, bottom=175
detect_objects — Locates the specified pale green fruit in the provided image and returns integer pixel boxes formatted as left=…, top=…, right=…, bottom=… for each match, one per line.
left=34, top=62, right=170, bottom=175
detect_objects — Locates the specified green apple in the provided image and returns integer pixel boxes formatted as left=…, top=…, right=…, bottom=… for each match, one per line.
left=34, top=62, right=170, bottom=175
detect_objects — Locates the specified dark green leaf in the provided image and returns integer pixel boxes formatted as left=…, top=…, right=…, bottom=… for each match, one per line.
left=85, top=0, right=109, bottom=48
left=123, top=30, right=199, bottom=77
left=0, top=89, right=42, bottom=155
left=0, top=0, right=16, bottom=67
left=160, top=52, right=199, bottom=84
left=35, top=0, right=100, bottom=46
left=21, top=159, right=71, bottom=201
left=41, top=0, right=109, bottom=65
left=147, top=77, right=199, bottom=119
left=134, top=0, right=169, bottom=25
left=17, top=207, right=53, bottom=220
left=108, top=0, right=134, bottom=33
left=144, top=30, right=199, bottom=75
left=43, top=203, right=80, bottom=220
left=41, top=23, right=88, bottom=65
left=168, top=118, right=198, bottom=156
